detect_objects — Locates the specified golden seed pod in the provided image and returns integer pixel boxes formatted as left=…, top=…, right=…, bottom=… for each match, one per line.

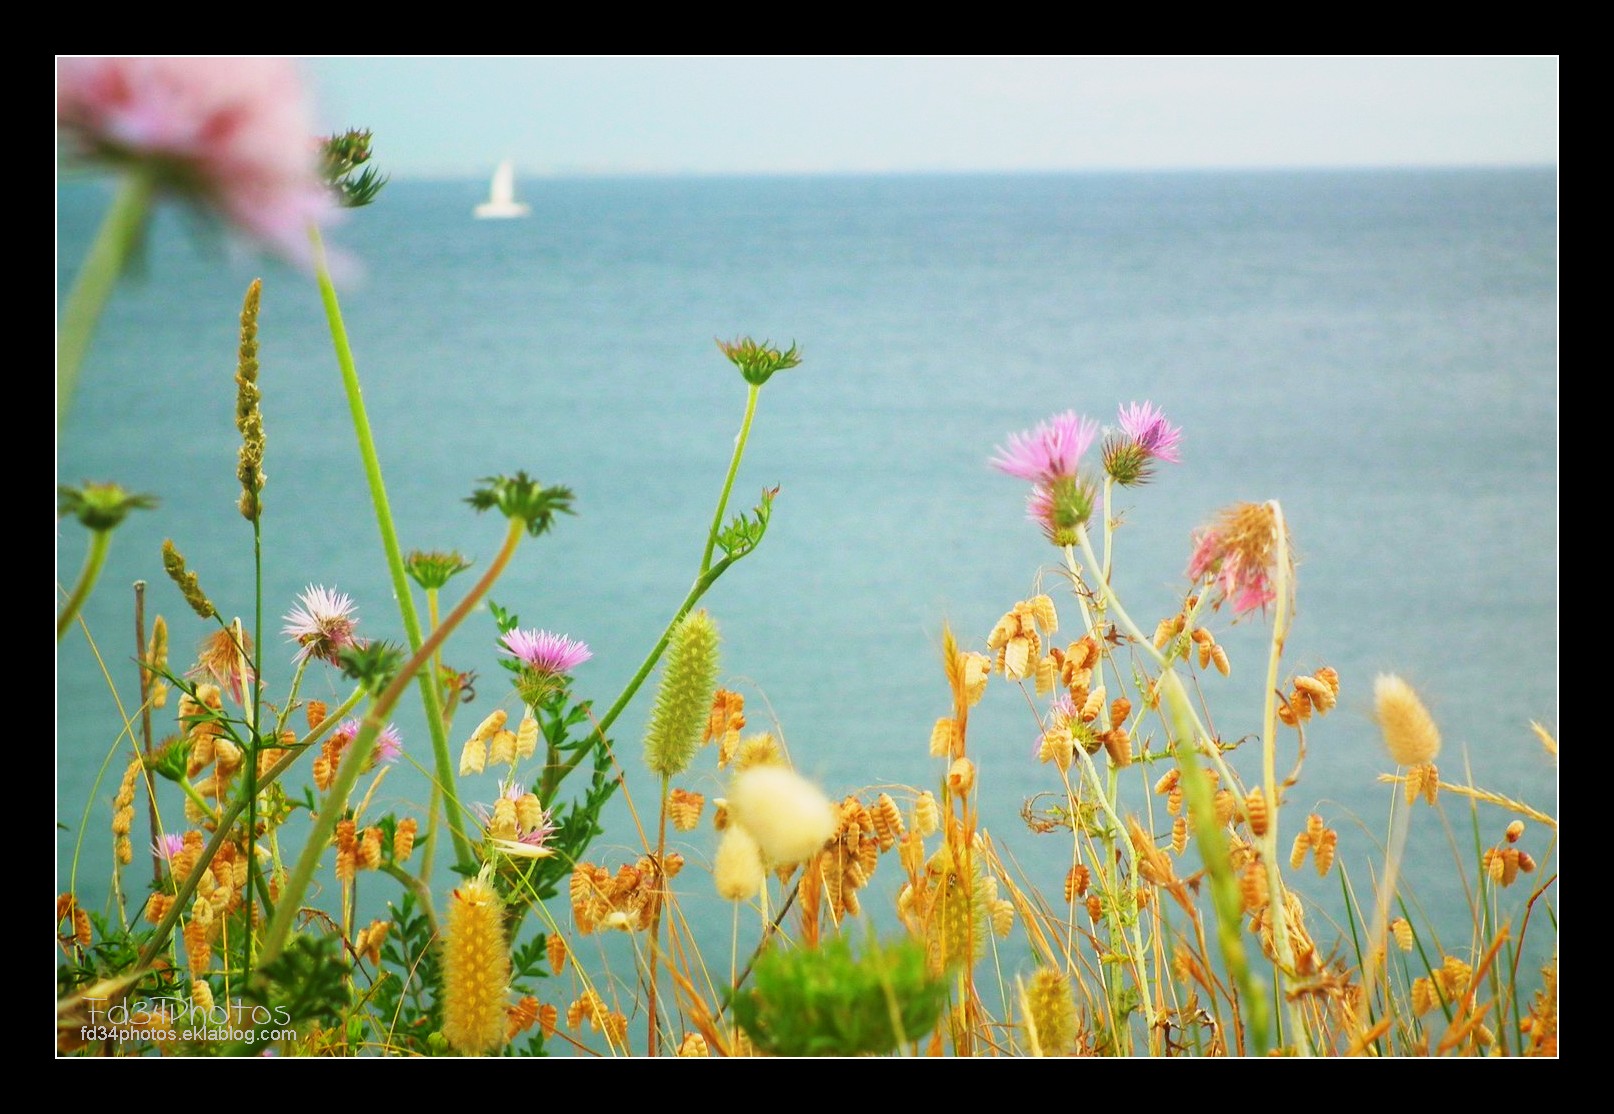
left=1103, top=727, right=1132, bottom=768
left=1516, top=850, right=1537, bottom=873
left=1244, top=790, right=1270, bottom=837
left=1438, top=956, right=1472, bottom=999
left=1081, top=687, right=1106, bottom=722
left=515, top=709, right=540, bottom=759
left=394, top=817, right=418, bottom=862
left=335, top=847, right=357, bottom=885
left=1152, top=616, right=1178, bottom=649
left=1314, top=666, right=1340, bottom=695
left=1421, top=763, right=1440, bottom=804
left=1209, top=643, right=1230, bottom=677
left=914, top=791, right=941, bottom=836
left=183, top=916, right=212, bottom=974
left=1034, top=654, right=1056, bottom=696
left=507, top=996, right=540, bottom=1040
left=516, top=793, right=546, bottom=834
left=442, top=871, right=511, bottom=1056
left=1197, top=639, right=1213, bottom=670
left=191, top=979, right=214, bottom=1015
left=872, top=792, right=905, bottom=852
left=488, top=728, right=517, bottom=768
left=1028, top=594, right=1058, bottom=633
left=490, top=797, right=518, bottom=841
left=676, top=1032, right=709, bottom=1057
left=335, top=818, right=357, bottom=852
left=1289, top=831, right=1311, bottom=869
left=471, top=709, right=508, bottom=744
left=929, top=716, right=956, bottom=757
left=305, top=699, right=328, bottom=731
left=601, top=1011, right=629, bottom=1046
left=546, top=932, right=567, bottom=975
left=214, top=738, right=242, bottom=772
left=1039, top=726, right=1074, bottom=771
left=947, top=756, right=977, bottom=795
left=1374, top=674, right=1442, bottom=767
left=991, top=898, right=1015, bottom=938
left=668, top=788, right=705, bottom=832
left=1213, top=788, right=1237, bottom=827
left=458, top=736, right=488, bottom=777
left=1314, top=829, right=1337, bottom=876
left=1110, top=696, right=1131, bottom=727
left=1409, top=975, right=1434, bottom=1016
left=72, top=905, right=93, bottom=949
left=538, top=1003, right=559, bottom=1039
left=145, top=891, right=173, bottom=925
left=1305, top=812, right=1325, bottom=844
left=1154, top=768, right=1180, bottom=795
left=1085, top=893, right=1104, bottom=923
left=1390, top=917, right=1415, bottom=952
left=1500, top=847, right=1522, bottom=887
left=1403, top=763, right=1423, bottom=805
left=356, top=919, right=389, bottom=965
left=1172, top=815, right=1189, bottom=855
left=1505, top=819, right=1525, bottom=843
left=359, top=827, right=383, bottom=871
left=899, top=830, right=926, bottom=877
left=1294, top=673, right=1335, bottom=713
left=1239, top=860, right=1268, bottom=913
left=565, top=997, right=587, bottom=1031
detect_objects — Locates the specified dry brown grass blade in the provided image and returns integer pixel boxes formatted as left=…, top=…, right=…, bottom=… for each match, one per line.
left=1346, top=1015, right=1393, bottom=1056
left=1530, top=721, right=1557, bottom=758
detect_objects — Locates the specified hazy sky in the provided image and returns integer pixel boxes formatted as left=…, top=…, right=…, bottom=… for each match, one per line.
left=302, top=56, right=1559, bottom=179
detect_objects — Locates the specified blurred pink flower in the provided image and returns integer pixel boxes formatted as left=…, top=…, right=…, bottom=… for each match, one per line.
left=1186, top=503, right=1287, bottom=616
left=57, top=57, right=336, bottom=264
left=1116, top=401, right=1183, bottom=464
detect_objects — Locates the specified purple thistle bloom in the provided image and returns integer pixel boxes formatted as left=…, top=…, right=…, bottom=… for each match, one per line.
left=1116, top=401, right=1183, bottom=463
left=990, top=410, right=1099, bottom=484
left=282, top=585, right=359, bottom=665
left=153, top=833, right=186, bottom=864
left=500, top=629, right=592, bottom=675
left=376, top=723, right=403, bottom=764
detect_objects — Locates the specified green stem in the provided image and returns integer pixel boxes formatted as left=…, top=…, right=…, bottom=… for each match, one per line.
left=57, top=528, right=112, bottom=642
left=59, top=169, right=156, bottom=429
left=308, top=226, right=465, bottom=872
left=256, top=517, right=526, bottom=970
left=700, top=383, right=760, bottom=576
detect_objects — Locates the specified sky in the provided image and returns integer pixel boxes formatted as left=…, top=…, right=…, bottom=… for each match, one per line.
left=301, top=56, right=1559, bottom=179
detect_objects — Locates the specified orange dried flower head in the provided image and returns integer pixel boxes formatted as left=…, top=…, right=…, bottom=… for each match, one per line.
left=668, top=787, right=705, bottom=832
left=1187, top=501, right=1289, bottom=616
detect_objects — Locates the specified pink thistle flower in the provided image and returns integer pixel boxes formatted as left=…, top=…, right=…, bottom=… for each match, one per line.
left=1187, top=503, right=1289, bottom=617
left=990, top=410, right=1099, bottom=484
left=375, top=723, right=403, bottom=764
left=500, top=629, right=591, bottom=675
left=283, top=585, right=359, bottom=666
left=153, top=833, right=186, bottom=864
left=1116, top=401, right=1183, bottom=464
left=56, top=57, right=337, bottom=266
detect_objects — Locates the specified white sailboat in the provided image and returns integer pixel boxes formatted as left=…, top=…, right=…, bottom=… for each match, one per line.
left=474, top=159, right=531, bottom=219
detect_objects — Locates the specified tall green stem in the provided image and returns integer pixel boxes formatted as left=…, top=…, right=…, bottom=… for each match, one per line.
left=57, top=528, right=112, bottom=641
left=59, top=169, right=156, bottom=428
left=700, top=383, right=760, bottom=575
left=309, top=226, right=466, bottom=872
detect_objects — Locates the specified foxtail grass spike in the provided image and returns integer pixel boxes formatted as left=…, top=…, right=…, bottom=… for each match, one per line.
left=235, top=279, right=265, bottom=521
left=1373, top=674, right=1442, bottom=767
left=643, top=609, right=720, bottom=778
left=441, top=868, right=510, bottom=1056
left=161, top=539, right=217, bottom=620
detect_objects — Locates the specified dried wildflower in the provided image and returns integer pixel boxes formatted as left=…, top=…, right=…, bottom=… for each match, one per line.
left=1022, top=968, right=1078, bottom=1055
left=282, top=585, right=359, bottom=666
left=1186, top=502, right=1289, bottom=616
left=642, top=610, right=718, bottom=778
left=501, top=628, right=592, bottom=707
left=668, top=787, right=705, bottom=832
left=1374, top=674, right=1442, bottom=767
left=442, top=868, right=510, bottom=1055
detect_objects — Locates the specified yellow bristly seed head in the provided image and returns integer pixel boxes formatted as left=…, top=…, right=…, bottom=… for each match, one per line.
left=1374, top=674, right=1442, bottom=767
left=442, top=870, right=511, bottom=1056
left=515, top=709, right=539, bottom=759
left=1022, top=968, right=1077, bottom=1056
left=727, top=765, right=838, bottom=866
left=734, top=732, right=785, bottom=770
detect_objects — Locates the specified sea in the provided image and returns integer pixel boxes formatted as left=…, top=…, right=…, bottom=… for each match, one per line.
left=57, top=168, right=1558, bottom=1043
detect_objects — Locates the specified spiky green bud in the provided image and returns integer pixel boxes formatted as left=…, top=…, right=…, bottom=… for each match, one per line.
left=466, top=473, right=575, bottom=538
left=338, top=640, right=406, bottom=696
left=643, top=610, right=720, bottom=778
left=320, top=129, right=388, bottom=208
left=58, top=482, right=157, bottom=533
left=405, top=549, right=475, bottom=591
left=716, top=336, right=802, bottom=386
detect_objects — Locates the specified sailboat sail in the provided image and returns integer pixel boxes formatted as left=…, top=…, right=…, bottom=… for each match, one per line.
left=474, top=160, right=531, bottom=219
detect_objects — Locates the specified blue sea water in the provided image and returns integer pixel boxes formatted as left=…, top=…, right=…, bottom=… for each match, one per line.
left=57, top=169, right=1558, bottom=1042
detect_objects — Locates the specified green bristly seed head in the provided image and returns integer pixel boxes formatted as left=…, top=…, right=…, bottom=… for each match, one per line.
left=466, top=473, right=576, bottom=538
left=338, top=640, right=406, bottom=696
left=59, top=482, right=158, bottom=533
left=643, top=609, right=720, bottom=778
left=730, top=934, right=947, bottom=1057
left=717, top=336, right=802, bottom=386
left=1101, top=435, right=1154, bottom=487
left=405, top=549, right=475, bottom=591
left=321, top=129, right=388, bottom=208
